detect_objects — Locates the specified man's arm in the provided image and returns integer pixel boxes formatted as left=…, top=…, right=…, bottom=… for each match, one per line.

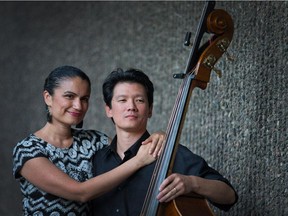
left=157, top=174, right=236, bottom=204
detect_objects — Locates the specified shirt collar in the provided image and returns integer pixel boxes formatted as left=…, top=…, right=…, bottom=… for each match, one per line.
left=107, top=131, right=150, bottom=160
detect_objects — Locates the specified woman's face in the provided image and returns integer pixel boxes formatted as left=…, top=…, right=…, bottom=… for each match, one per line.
left=45, top=77, right=90, bottom=127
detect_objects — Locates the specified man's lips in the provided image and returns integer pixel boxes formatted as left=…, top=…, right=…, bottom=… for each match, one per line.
left=125, top=114, right=137, bottom=118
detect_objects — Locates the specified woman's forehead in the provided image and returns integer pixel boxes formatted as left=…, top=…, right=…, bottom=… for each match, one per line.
left=56, top=77, right=90, bottom=93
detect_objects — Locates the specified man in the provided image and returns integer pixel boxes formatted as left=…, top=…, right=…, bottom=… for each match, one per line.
left=92, top=68, right=238, bottom=215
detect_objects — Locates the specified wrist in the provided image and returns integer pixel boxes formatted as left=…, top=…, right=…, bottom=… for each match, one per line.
left=189, top=176, right=201, bottom=194
left=129, top=156, right=144, bottom=170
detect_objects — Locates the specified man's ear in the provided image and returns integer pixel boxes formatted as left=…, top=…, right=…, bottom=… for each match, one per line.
left=148, top=105, right=153, bottom=118
left=43, top=90, right=52, bottom=106
left=105, top=104, right=113, bottom=118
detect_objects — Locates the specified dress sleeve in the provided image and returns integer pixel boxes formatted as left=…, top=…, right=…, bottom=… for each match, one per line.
left=85, top=130, right=110, bottom=151
left=12, top=136, right=47, bottom=179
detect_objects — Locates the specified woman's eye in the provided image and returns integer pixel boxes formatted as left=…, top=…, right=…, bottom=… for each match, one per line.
left=65, top=94, right=74, bottom=99
left=82, top=97, right=90, bottom=102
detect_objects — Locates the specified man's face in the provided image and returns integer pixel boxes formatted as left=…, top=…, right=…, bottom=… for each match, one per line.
left=105, top=82, right=153, bottom=133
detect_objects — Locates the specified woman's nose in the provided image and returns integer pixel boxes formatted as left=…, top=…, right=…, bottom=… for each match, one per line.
left=73, top=99, right=82, bottom=110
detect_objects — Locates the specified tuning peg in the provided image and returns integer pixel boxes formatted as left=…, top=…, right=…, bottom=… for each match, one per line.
left=225, top=51, right=235, bottom=61
left=216, top=38, right=235, bottom=62
left=213, top=67, right=222, bottom=78
left=184, top=32, right=192, bottom=46
left=203, top=54, right=222, bottom=78
left=216, top=38, right=230, bottom=51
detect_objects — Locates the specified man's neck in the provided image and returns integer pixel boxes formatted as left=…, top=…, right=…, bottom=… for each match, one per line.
left=115, top=129, right=146, bottom=159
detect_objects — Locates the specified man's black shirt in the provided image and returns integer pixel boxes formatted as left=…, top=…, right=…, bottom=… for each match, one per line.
left=92, top=131, right=237, bottom=216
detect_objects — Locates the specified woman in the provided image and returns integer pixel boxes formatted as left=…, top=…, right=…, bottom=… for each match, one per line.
left=13, top=65, right=163, bottom=215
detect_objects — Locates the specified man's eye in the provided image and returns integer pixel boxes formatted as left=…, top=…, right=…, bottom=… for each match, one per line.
left=136, top=99, right=144, bottom=103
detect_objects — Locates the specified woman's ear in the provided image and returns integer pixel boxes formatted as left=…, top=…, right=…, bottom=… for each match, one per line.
left=43, top=90, right=52, bottom=106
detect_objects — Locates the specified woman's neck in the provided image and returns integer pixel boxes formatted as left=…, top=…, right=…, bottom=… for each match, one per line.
left=35, top=122, right=73, bottom=148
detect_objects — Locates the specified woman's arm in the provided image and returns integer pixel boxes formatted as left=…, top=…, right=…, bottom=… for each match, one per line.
left=20, top=143, right=155, bottom=203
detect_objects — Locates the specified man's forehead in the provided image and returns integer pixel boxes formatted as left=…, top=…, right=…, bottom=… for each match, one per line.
left=113, top=82, right=146, bottom=94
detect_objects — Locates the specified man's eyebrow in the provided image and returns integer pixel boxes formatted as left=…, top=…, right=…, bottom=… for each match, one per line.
left=63, top=91, right=75, bottom=94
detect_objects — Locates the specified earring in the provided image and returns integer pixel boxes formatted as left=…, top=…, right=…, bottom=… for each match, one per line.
left=76, top=121, right=83, bottom=128
left=46, top=106, right=52, bottom=122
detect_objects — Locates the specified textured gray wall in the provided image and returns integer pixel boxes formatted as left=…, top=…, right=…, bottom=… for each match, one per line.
left=0, top=1, right=287, bottom=215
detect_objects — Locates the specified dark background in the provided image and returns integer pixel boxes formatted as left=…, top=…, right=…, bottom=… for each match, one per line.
left=0, top=1, right=287, bottom=215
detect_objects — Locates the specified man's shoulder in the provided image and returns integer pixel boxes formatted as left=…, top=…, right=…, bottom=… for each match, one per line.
left=178, top=144, right=195, bottom=155
left=176, top=144, right=205, bottom=161
left=94, top=144, right=111, bottom=158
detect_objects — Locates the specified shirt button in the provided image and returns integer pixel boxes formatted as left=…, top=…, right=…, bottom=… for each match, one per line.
left=116, top=209, right=120, bottom=212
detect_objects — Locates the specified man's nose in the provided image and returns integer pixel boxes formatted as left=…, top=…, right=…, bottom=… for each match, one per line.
left=127, top=100, right=137, bottom=111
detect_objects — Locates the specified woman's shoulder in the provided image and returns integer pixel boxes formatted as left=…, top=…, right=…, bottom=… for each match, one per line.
left=13, top=134, right=48, bottom=178
left=14, top=134, right=45, bottom=151
left=73, top=129, right=108, bottom=139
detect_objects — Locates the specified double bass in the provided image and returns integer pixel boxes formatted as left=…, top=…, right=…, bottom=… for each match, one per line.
left=140, top=1, right=234, bottom=215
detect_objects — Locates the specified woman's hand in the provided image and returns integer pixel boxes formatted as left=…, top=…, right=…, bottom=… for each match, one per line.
left=142, top=131, right=166, bottom=157
left=135, top=143, right=157, bottom=166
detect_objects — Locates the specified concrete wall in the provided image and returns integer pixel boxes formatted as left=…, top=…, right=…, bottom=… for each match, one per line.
left=0, top=1, right=287, bottom=215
